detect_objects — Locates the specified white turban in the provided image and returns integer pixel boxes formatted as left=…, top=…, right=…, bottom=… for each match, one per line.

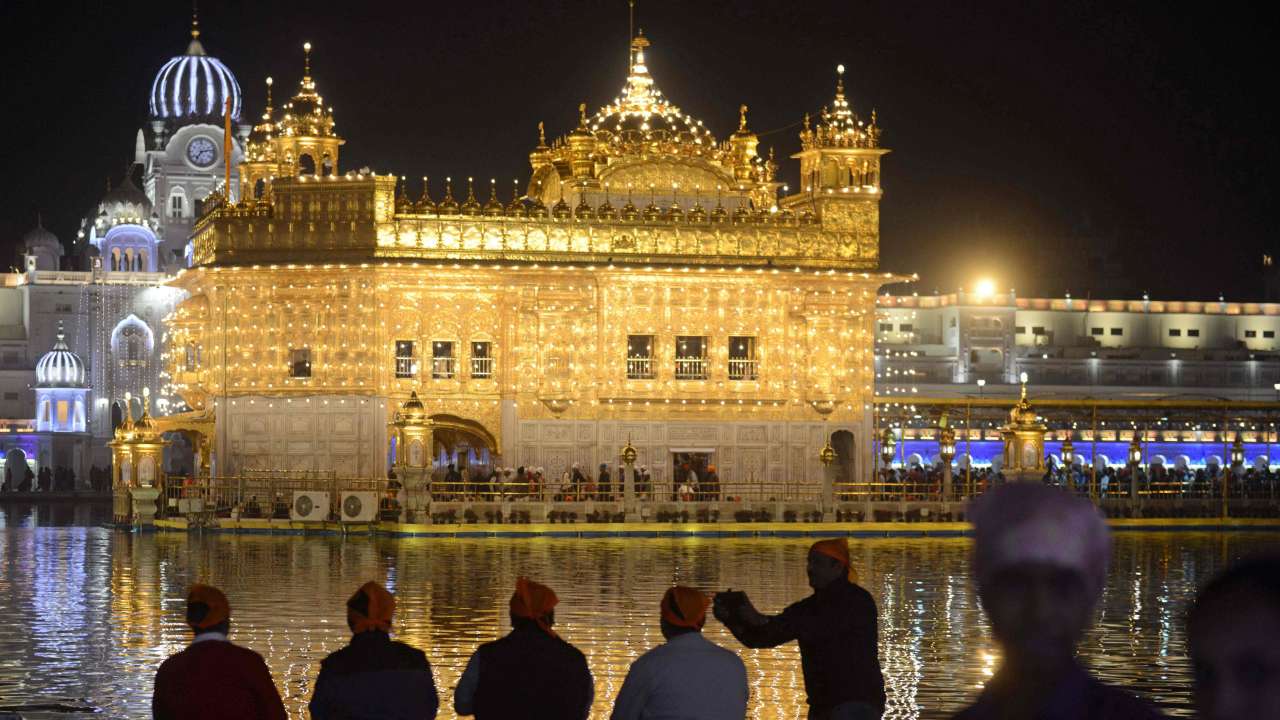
left=970, top=483, right=1111, bottom=599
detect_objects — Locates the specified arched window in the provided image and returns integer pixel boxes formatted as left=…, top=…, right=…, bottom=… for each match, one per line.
left=298, top=154, right=316, bottom=175
left=110, top=248, right=121, bottom=272
left=169, top=188, right=187, bottom=219
left=111, top=315, right=154, bottom=367
left=254, top=178, right=266, bottom=199
left=321, top=153, right=334, bottom=176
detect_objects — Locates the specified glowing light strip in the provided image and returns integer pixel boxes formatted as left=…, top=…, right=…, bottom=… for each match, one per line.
left=186, top=56, right=199, bottom=117
left=201, top=57, right=215, bottom=115
left=151, top=58, right=181, bottom=117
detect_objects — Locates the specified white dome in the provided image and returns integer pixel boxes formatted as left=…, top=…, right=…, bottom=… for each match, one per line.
left=36, top=325, right=86, bottom=388
left=149, top=30, right=242, bottom=122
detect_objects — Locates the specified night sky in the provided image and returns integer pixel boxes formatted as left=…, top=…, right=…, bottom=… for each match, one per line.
left=2, top=1, right=1275, bottom=299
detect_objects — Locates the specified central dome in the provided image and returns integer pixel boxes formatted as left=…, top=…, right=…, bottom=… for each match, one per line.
left=587, top=32, right=715, bottom=149
left=149, top=21, right=242, bottom=122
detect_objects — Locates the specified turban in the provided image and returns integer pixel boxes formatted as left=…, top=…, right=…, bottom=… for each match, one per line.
left=810, top=538, right=859, bottom=583
left=660, top=586, right=709, bottom=629
left=510, top=577, right=559, bottom=637
left=970, top=483, right=1111, bottom=599
left=348, top=581, right=396, bottom=634
left=186, top=584, right=230, bottom=630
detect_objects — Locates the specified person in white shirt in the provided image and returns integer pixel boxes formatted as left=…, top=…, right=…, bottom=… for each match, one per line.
left=611, top=586, right=748, bottom=720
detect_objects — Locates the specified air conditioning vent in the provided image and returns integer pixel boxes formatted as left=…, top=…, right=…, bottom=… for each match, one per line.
left=340, top=491, right=378, bottom=522
left=290, top=491, right=330, bottom=522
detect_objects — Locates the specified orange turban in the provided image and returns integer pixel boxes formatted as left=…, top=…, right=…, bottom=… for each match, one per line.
left=510, top=577, right=559, bottom=637
left=186, top=584, right=230, bottom=630
left=348, top=582, right=396, bottom=634
left=660, top=586, right=709, bottom=629
left=810, top=538, right=859, bottom=583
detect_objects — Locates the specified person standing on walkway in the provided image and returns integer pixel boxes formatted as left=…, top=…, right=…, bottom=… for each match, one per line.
left=714, top=538, right=885, bottom=720
left=611, top=586, right=747, bottom=720
left=952, top=483, right=1166, bottom=719
left=1188, top=555, right=1280, bottom=720
left=309, top=581, right=439, bottom=719
left=454, top=577, right=593, bottom=719
left=152, top=584, right=286, bottom=720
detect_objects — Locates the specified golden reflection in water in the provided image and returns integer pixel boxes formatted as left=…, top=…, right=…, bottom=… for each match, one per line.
left=0, top=530, right=1272, bottom=719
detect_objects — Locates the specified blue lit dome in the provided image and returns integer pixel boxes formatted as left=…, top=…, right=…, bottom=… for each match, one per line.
left=36, top=325, right=87, bottom=388
left=149, top=25, right=242, bottom=122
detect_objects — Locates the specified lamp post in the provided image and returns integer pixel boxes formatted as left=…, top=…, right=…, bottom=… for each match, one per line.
left=1128, top=433, right=1143, bottom=504
left=938, top=413, right=956, bottom=502
left=1227, top=432, right=1244, bottom=519
left=977, top=378, right=986, bottom=401
left=880, top=427, right=896, bottom=499
left=1061, top=433, right=1075, bottom=493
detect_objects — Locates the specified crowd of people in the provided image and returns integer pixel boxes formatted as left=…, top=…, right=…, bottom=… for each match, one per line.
left=0, top=464, right=111, bottom=493
left=150, top=483, right=1278, bottom=719
left=422, top=462, right=658, bottom=502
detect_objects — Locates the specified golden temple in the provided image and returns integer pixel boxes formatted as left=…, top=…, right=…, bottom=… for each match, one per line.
left=162, top=28, right=899, bottom=498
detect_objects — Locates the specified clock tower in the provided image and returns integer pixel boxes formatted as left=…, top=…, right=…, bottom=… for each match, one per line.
left=137, top=12, right=249, bottom=270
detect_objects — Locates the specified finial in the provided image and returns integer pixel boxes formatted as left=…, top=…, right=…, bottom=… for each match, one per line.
left=803, top=112, right=811, bottom=132
left=538, top=121, right=546, bottom=146
left=739, top=104, right=749, bottom=132
left=303, top=42, right=312, bottom=79
left=835, top=63, right=845, bottom=94
left=466, top=176, right=477, bottom=201
left=578, top=102, right=588, bottom=127
left=190, top=0, right=200, bottom=40
left=56, top=319, right=65, bottom=341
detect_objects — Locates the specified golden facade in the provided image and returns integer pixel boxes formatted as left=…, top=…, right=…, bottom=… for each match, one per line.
left=167, top=35, right=899, bottom=491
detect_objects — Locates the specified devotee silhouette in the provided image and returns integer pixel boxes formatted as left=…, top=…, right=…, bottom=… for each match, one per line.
left=611, top=585, right=747, bottom=720
left=309, top=581, right=439, bottom=719
left=952, top=483, right=1166, bottom=719
left=152, top=584, right=286, bottom=720
left=1188, top=555, right=1280, bottom=720
left=454, top=577, right=593, bottom=719
left=714, top=538, right=885, bottom=720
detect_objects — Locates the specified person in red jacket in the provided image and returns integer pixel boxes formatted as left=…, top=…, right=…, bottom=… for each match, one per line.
left=152, top=584, right=287, bottom=720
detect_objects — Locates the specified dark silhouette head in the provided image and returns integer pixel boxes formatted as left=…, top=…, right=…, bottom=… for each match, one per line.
left=1189, top=555, right=1280, bottom=720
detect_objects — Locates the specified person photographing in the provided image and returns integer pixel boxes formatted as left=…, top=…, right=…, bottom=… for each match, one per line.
left=713, top=539, right=885, bottom=720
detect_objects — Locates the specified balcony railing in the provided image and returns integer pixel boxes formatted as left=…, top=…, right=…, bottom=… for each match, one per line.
left=471, top=357, right=493, bottom=379
left=728, top=359, right=759, bottom=380
left=626, top=357, right=654, bottom=379
left=675, top=357, right=708, bottom=380
left=431, top=357, right=455, bottom=379
left=394, top=356, right=416, bottom=379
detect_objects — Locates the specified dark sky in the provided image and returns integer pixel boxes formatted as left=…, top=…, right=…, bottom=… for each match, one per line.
left=2, top=1, right=1276, bottom=299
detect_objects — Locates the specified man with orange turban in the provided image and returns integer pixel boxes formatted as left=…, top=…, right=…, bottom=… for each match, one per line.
left=309, top=581, right=439, bottom=719
left=455, top=577, right=593, bottom=719
left=152, top=584, right=286, bottom=720
left=611, top=586, right=747, bottom=719
left=714, top=538, right=885, bottom=720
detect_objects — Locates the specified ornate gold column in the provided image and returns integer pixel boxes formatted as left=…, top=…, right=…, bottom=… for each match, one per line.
left=1000, top=376, right=1046, bottom=483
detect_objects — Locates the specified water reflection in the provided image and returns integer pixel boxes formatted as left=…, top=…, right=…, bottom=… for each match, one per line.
left=0, top=520, right=1269, bottom=719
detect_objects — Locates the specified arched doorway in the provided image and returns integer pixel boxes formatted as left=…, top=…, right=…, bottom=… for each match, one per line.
left=111, top=401, right=124, bottom=432
left=4, top=448, right=29, bottom=492
left=831, top=430, right=856, bottom=487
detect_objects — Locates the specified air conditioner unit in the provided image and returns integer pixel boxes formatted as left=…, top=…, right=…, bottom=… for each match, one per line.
left=291, top=491, right=330, bottom=522
left=339, top=491, right=378, bottom=523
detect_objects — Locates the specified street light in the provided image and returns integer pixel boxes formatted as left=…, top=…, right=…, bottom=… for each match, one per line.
left=1061, top=433, right=1075, bottom=466
left=1230, top=432, right=1245, bottom=468
left=977, top=378, right=986, bottom=400
left=938, top=414, right=956, bottom=501
left=880, top=427, right=897, bottom=467
left=1128, top=434, right=1143, bottom=502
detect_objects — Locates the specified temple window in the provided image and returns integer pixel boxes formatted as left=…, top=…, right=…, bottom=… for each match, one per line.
left=431, top=341, right=455, bottom=379
left=290, top=348, right=312, bottom=378
left=394, top=340, right=416, bottom=379
left=169, top=190, right=186, bottom=219
left=675, top=336, right=708, bottom=380
left=728, top=336, right=758, bottom=381
left=626, top=335, right=655, bottom=379
left=470, top=341, right=493, bottom=379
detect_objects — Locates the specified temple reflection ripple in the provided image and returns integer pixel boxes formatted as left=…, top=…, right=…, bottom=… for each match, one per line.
left=0, top=522, right=1266, bottom=718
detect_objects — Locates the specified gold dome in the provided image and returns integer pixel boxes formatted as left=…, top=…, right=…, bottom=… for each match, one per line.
left=276, top=44, right=339, bottom=140
left=400, top=390, right=427, bottom=422
left=800, top=64, right=881, bottom=151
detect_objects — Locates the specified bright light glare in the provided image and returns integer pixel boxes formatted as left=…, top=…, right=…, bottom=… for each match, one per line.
left=974, top=279, right=996, bottom=297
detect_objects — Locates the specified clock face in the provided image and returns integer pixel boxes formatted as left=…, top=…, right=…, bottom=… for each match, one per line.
left=186, top=137, right=218, bottom=168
